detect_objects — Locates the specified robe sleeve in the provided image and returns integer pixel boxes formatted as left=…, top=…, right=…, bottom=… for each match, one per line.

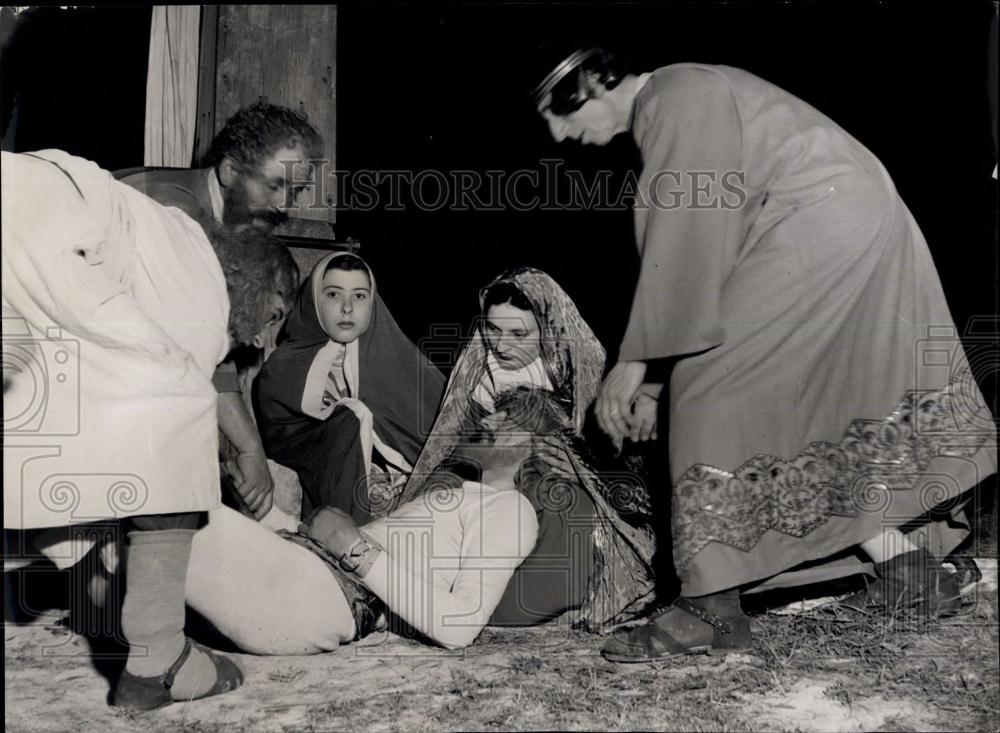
left=212, top=359, right=242, bottom=393
left=618, top=66, right=745, bottom=362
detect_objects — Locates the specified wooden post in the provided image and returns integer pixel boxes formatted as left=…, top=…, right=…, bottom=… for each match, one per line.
left=192, top=4, right=219, bottom=166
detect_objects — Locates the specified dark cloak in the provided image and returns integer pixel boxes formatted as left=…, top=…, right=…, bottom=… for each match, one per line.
left=254, top=252, right=445, bottom=519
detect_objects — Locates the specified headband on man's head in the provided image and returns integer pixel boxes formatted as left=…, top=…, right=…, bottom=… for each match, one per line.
left=533, top=47, right=600, bottom=109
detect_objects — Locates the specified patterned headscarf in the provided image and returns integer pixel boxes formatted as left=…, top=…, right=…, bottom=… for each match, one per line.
left=391, top=267, right=606, bottom=509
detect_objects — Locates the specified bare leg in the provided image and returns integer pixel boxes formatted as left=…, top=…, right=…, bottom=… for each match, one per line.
left=187, top=506, right=355, bottom=654
left=859, top=527, right=918, bottom=563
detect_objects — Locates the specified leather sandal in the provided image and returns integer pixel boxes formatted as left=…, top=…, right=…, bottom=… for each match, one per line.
left=944, top=555, right=982, bottom=591
left=111, top=637, right=244, bottom=711
left=845, top=548, right=964, bottom=617
left=601, top=597, right=751, bottom=663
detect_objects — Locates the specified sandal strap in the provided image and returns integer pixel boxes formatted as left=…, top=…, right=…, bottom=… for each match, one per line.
left=634, top=622, right=690, bottom=657
left=162, top=637, right=194, bottom=690
left=674, top=597, right=733, bottom=634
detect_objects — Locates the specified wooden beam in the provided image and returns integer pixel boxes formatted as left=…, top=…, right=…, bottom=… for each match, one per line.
left=192, top=4, right=219, bottom=167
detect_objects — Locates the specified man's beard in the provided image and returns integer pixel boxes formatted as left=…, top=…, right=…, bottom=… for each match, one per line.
left=222, top=180, right=289, bottom=229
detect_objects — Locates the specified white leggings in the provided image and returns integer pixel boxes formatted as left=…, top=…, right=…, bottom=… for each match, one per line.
left=187, top=506, right=356, bottom=654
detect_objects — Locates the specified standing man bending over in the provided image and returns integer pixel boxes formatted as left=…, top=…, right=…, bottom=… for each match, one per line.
left=3, top=149, right=299, bottom=709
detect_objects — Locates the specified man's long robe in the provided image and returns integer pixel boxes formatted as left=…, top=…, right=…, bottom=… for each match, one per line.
left=620, top=65, right=996, bottom=596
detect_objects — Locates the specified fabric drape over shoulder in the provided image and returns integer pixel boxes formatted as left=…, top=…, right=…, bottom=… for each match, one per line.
left=399, top=267, right=606, bottom=506
left=2, top=149, right=230, bottom=529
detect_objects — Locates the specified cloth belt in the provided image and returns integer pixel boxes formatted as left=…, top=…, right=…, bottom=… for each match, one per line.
left=278, top=530, right=386, bottom=641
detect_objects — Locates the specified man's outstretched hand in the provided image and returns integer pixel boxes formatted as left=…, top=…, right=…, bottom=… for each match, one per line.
left=300, top=506, right=362, bottom=558
left=596, top=361, right=647, bottom=445
left=226, top=450, right=274, bottom=520
left=628, top=390, right=659, bottom=443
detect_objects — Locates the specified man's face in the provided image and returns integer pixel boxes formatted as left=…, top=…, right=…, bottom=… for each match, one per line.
left=229, top=291, right=289, bottom=354
left=539, top=96, right=621, bottom=146
left=223, top=144, right=314, bottom=229
left=251, top=292, right=290, bottom=360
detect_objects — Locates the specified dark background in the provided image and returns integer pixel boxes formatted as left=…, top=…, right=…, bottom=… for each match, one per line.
left=3, top=2, right=996, bottom=381
left=0, top=5, right=151, bottom=170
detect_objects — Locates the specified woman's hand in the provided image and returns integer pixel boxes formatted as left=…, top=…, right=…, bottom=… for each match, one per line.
left=596, top=361, right=647, bottom=444
left=532, top=434, right=575, bottom=475
left=300, top=506, right=362, bottom=558
left=628, top=391, right=659, bottom=443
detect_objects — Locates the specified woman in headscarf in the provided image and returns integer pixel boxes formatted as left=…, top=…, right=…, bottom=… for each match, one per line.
left=254, top=252, right=445, bottom=522
left=394, top=266, right=658, bottom=630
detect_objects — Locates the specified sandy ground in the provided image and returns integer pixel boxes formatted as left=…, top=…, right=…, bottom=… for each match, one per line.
left=5, top=570, right=998, bottom=733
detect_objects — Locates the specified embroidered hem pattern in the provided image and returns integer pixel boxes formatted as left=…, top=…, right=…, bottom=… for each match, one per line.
left=672, top=366, right=994, bottom=570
